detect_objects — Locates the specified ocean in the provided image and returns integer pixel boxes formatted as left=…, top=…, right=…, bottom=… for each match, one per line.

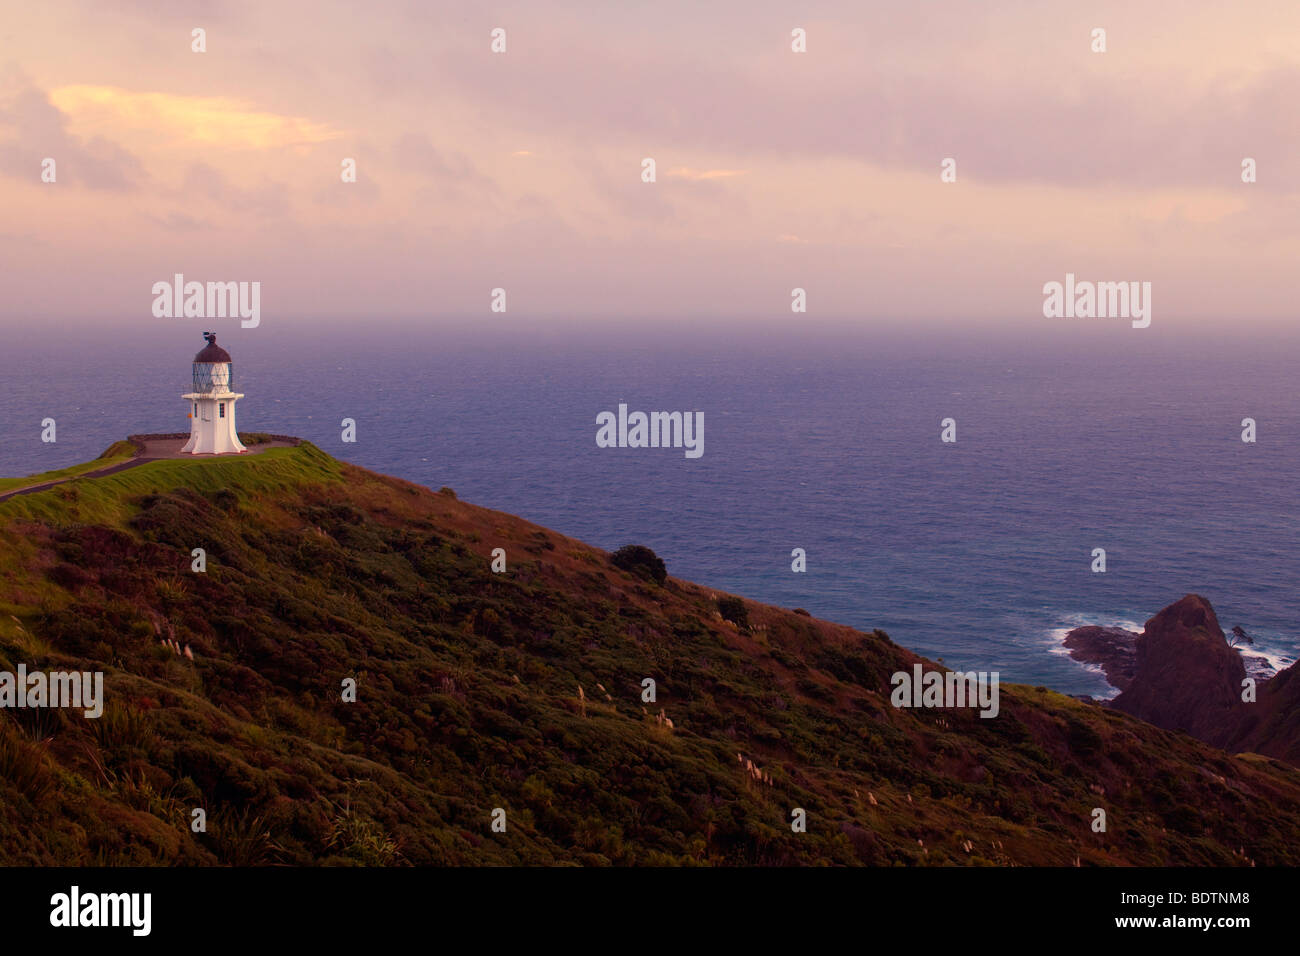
left=3, top=319, right=1297, bottom=696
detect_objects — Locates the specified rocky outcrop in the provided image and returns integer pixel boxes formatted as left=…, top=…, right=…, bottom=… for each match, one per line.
left=1111, top=595, right=1247, bottom=747
left=1070, top=594, right=1300, bottom=766
left=1063, top=625, right=1139, bottom=691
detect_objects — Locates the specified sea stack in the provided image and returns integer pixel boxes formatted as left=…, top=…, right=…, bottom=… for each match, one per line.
left=1110, top=594, right=1245, bottom=747
left=181, top=332, right=247, bottom=455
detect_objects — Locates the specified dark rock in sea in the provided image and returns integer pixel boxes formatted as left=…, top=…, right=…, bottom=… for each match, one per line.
left=1063, top=625, right=1139, bottom=692
left=1092, top=594, right=1300, bottom=767
left=1111, top=595, right=1246, bottom=748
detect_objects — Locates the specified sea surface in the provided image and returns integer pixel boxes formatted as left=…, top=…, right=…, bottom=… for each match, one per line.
left=2, top=319, right=1296, bottom=696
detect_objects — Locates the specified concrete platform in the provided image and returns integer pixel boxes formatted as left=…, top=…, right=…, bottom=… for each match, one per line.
left=133, top=436, right=296, bottom=459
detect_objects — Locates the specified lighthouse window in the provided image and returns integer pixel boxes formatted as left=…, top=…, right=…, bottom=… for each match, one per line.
left=219, top=403, right=226, bottom=418
left=193, top=403, right=197, bottom=415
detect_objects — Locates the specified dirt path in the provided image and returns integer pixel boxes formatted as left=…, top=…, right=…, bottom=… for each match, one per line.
left=0, top=436, right=297, bottom=503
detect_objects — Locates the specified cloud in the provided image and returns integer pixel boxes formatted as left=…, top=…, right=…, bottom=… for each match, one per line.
left=390, top=131, right=501, bottom=203
left=181, top=161, right=293, bottom=216
left=665, top=168, right=747, bottom=180
left=47, top=85, right=344, bottom=150
left=0, top=80, right=145, bottom=190
left=147, top=210, right=209, bottom=232
left=421, top=23, right=1300, bottom=191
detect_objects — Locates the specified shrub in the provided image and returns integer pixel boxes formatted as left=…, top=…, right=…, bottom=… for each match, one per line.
left=211, top=806, right=277, bottom=866
left=1065, top=716, right=1104, bottom=757
left=0, top=725, right=52, bottom=802
left=209, top=488, right=240, bottom=512
left=717, top=596, right=748, bottom=628
left=611, top=545, right=667, bottom=585
left=1163, top=803, right=1202, bottom=832
left=326, top=804, right=400, bottom=866
left=91, top=703, right=155, bottom=763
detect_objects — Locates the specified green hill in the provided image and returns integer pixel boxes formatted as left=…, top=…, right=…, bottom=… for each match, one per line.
left=2, top=442, right=1298, bottom=866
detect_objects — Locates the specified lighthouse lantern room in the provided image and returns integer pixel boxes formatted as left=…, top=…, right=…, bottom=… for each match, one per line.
left=182, top=332, right=247, bottom=455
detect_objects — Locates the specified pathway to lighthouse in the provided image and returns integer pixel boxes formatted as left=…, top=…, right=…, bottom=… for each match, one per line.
left=0, top=435, right=298, bottom=503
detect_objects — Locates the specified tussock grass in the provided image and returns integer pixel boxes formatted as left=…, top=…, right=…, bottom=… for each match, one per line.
left=0, top=722, right=53, bottom=803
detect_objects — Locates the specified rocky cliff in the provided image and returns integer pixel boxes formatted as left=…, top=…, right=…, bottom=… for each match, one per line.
left=1068, top=594, right=1300, bottom=766
left=1112, top=595, right=1248, bottom=747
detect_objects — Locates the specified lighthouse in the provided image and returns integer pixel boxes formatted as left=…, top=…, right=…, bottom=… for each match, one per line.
left=182, top=332, right=247, bottom=455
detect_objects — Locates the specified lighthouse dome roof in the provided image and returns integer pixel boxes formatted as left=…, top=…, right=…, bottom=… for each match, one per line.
left=194, top=333, right=231, bottom=364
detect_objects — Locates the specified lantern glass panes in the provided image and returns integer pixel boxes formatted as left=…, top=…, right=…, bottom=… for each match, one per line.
left=192, top=362, right=234, bottom=392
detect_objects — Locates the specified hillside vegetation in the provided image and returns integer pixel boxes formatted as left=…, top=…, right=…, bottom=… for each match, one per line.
left=2, top=442, right=1298, bottom=866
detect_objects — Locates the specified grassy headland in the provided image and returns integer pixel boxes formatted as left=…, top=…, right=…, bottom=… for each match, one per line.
left=1, top=442, right=1297, bottom=866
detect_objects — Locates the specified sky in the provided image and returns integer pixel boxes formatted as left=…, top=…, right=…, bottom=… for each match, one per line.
left=2, top=0, right=1299, bottom=332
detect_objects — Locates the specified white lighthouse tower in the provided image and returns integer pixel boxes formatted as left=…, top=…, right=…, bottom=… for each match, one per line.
left=182, top=332, right=246, bottom=455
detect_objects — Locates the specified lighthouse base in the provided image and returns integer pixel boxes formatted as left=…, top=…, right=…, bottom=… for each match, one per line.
left=182, top=392, right=246, bottom=455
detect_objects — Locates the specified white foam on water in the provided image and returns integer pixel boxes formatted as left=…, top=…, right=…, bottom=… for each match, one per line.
left=1238, top=647, right=1294, bottom=680
left=1047, top=612, right=1295, bottom=690
left=1043, top=613, right=1145, bottom=700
